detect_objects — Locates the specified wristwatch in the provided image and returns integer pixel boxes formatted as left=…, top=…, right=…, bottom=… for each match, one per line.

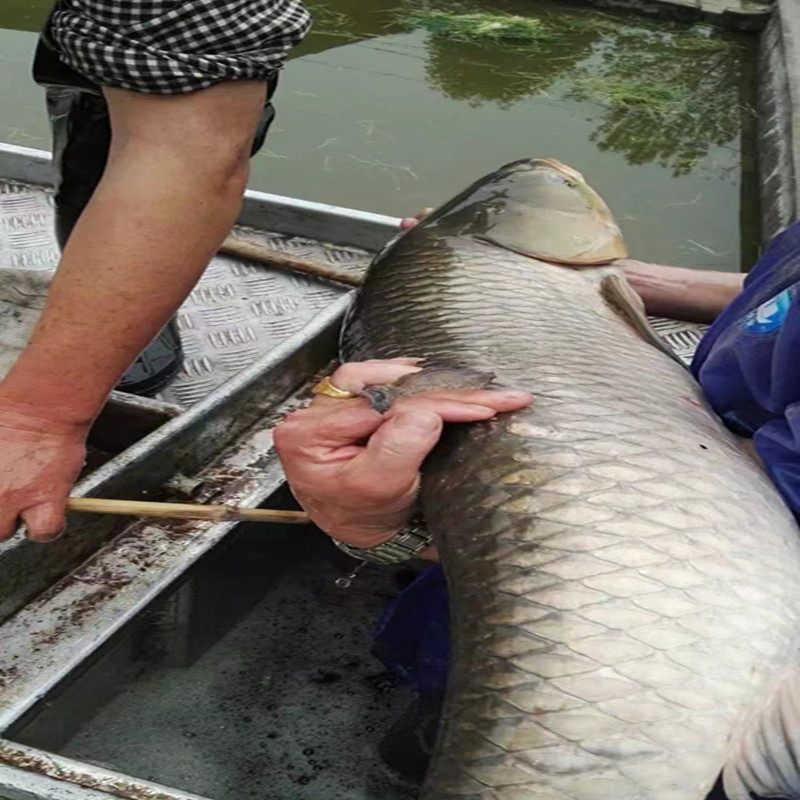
left=332, top=518, right=432, bottom=565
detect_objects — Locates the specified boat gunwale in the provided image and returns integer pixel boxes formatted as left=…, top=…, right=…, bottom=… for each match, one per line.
left=0, top=144, right=401, bottom=249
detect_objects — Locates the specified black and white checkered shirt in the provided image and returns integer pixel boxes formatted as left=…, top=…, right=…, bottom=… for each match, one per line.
left=46, top=0, right=312, bottom=94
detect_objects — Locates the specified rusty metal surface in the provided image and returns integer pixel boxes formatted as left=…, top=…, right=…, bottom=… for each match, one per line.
left=0, top=301, right=345, bottom=800
left=0, top=763, right=149, bottom=800
left=0, top=741, right=213, bottom=800
left=0, top=295, right=347, bottom=627
left=0, top=376, right=313, bottom=733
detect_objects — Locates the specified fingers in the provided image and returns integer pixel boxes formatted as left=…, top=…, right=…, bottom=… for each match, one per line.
left=275, top=404, right=383, bottom=456
left=387, top=398, right=504, bottom=423
left=21, top=501, right=67, bottom=543
left=399, top=208, right=434, bottom=231
left=328, top=360, right=421, bottom=394
left=311, top=360, right=532, bottom=415
left=309, top=360, right=423, bottom=412
left=0, top=496, right=68, bottom=543
left=0, top=506, right=18, bottom=542
left=351, top=411, right=443, bottom=488
left=390, top=389, right=533, bottom=417
left=381, top=357, right=422, bottom=365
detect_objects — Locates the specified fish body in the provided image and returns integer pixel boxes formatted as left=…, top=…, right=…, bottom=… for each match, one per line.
left=341, top=159, right=800, bottom=799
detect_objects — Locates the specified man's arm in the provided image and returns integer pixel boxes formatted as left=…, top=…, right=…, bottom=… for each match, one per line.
left=613, top=259, right=744, bottom=324
left=0, top=80, right=267, bottom=542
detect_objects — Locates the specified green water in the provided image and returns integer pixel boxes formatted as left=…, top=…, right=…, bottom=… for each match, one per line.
left=0, top=0, right=758, bottom=269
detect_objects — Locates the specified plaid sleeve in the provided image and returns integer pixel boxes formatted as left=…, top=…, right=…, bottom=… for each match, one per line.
left=46, top=0, right=312, bottom=94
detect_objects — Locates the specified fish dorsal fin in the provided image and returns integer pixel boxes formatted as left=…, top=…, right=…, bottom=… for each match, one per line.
left=589, top=269, right=686, bottom=368
left=475, top=159, right=628, bottom=265
left=722, top=669, right=800, bottom=800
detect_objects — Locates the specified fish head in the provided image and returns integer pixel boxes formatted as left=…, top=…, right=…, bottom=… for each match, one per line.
left=413, top=158, right=627, bottom=266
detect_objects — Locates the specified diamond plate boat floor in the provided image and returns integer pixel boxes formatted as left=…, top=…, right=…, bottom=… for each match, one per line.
left=0, top=178, right=368, bottom=408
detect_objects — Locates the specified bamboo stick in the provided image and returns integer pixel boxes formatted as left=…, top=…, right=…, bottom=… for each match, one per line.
left=67, top=497, right=309, bottom=525
left=219, top=235, right=364, bottom=288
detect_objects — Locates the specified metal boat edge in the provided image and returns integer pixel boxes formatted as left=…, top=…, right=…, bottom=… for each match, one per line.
left=0, top=144, right=400, bottom=250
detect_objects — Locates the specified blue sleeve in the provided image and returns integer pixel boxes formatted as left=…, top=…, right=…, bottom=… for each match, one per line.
left=692, top=221, right=800, bottom=516
left=754, top=402, right=800, bottom=512
left=692, top=221, right=800, bottom=378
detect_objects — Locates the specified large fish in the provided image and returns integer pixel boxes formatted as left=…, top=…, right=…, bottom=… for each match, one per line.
left=341, top=159, right=800, bottom=800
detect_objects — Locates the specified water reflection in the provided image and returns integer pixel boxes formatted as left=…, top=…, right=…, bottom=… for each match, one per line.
left=570, top=27, right=749, bottom=175
left=0, top=0, right=757, bottom=267
left=409, top=6, right=751, bottom=175
left=422, top=27, right=600, bottom=108
left=2, top=0, right=752, bottom=179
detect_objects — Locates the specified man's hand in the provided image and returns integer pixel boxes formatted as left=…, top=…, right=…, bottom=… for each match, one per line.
left=0, top=80, right=268, bottom=543
left=274, top=359, right=532, bottom=555
left=0, top=401, right=87, bottom=542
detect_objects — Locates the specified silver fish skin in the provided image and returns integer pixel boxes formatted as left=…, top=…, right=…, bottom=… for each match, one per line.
left=341, top=159, right=800, bottom=800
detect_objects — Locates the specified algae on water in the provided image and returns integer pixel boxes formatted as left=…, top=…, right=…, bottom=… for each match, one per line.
left=398, top=9, right=556, bottom=43
left=571, top=76, right=692, bottom=114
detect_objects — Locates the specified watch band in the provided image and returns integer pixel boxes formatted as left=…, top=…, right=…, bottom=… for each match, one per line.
left=332, top=518, right=432, bottom=565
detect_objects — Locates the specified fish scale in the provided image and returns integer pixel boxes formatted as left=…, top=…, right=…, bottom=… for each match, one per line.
left=342, top=162, right=800, bottom=799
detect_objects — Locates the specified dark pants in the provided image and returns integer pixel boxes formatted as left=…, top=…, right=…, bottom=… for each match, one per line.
left=40, top=81, right=279, bottom=250
left=31, top=36, right=278, bottom=393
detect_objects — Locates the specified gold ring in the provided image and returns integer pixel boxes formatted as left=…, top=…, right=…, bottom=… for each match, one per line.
left=312, top=375, right=358, bottom=400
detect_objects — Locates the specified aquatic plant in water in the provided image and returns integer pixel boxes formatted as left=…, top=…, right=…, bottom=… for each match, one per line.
left=571, top=76, right=692, bottom=114
left=305, top=2, right=359, bottom=38
left=397, top=9, right=556, bottom=43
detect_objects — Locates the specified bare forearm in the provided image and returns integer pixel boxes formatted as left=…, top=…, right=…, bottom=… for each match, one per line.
left=2, top=150, right=244, bottom=419
left=0, top=82, right=266, bottom=425
left=617, top=259, right=745, bottom=324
